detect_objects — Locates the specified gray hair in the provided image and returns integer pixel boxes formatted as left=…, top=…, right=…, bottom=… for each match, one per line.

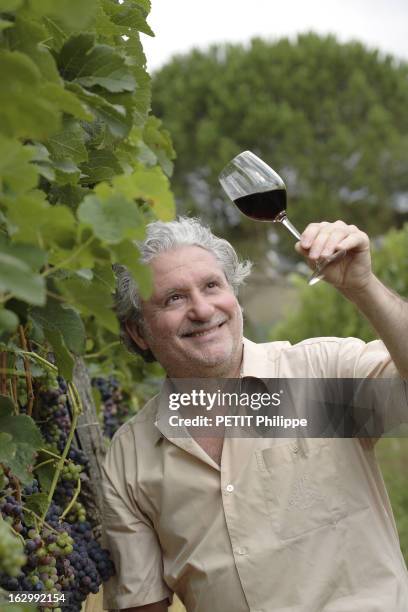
left=113, top=217, right=252, bottom=362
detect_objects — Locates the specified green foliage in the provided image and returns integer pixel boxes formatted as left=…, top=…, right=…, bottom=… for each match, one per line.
left=0, top=397, right=43, bottom=484
left=152, top=34, right=408, bottom=241
left=269, top=224, right=408, bottom=343
left=0, top=0, right=175, bottom=387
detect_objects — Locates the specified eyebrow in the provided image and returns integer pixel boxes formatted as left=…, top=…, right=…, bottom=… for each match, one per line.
left=157, top=273, right=227, bottom=301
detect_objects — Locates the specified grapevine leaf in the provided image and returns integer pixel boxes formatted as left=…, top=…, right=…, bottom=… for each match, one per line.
left=0, top=413, right=43, bottom=448
left=0, top=414, right=43, bottom=484
left=78, top=192, right=145, bottom=244
left=0, top=18, right=13, bottom=31
left=30, top=299, right=86, bottom=356
left=0, top=395, right=15, bottom=415
left=58, top=34, right=136, bottom=93
left=43, top=327, right=74, bottom=381
left=29, top=0, right=98, bottom=31
left=66, top=83, right=131, bottom=139
left=5, top=193, right=76, bottom=247
left=24, top=492, right=49, bottom=518
left=7, top=17, right=60, bottom=83
left=80, top=149, right=123, bottom=185
left=0, top=249, right=46, bottom=306
left=6, top=443, right=37, bottom=485
left=57, top=33, right=95, bottom=80
left=109, top=240, right=152, bottom=299
left=0, top=51, right=60, bottom=139
left=45, top=118, right=88, bottom=164
left=34, top=460, right=55, bottom=495
left=0, top=0, right=23, bottom=10
left=56, top=276, right=118, bottom=334
left=76, top=46, right=136, bottom=92
left=0, top=308, right=19, bottom=333
left=0, top=433, right=17, bottom=464
left=40, top=83, right=94, bottom=122
left=102, top=0, right=154, bottom=36
left=0, top=137, right=38, bottom=195
left=113, top=166, right=175, bottom=221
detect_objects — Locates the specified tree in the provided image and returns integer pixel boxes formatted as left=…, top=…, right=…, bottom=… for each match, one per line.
left=152, top=34, right=408, bottom=245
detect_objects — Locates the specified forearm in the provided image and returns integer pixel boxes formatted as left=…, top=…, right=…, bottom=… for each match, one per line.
left=341, top=273, right=408, bottom=379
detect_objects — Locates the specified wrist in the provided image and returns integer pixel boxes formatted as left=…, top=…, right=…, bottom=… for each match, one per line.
left=339, top=272, right=379, bottom=304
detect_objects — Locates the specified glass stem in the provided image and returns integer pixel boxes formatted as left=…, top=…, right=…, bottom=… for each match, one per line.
left=278, top=214, right=302, bottom=241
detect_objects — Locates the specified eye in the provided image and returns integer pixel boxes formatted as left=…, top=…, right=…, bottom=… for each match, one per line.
left=207, top=280, right=219, bottom=289
left=165, top=294, right=183, bottom=306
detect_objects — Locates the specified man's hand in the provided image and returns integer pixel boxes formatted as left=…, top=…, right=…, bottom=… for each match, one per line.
left=295, top=220, right=373, bottom=291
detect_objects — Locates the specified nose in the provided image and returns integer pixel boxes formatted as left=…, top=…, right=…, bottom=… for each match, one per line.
left=187, top=290, right=216, bottom=320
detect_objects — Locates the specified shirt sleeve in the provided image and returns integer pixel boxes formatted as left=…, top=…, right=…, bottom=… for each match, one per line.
left=332, top=337, right=407, bottom=434
left=101, top=430, right=173, bottom=611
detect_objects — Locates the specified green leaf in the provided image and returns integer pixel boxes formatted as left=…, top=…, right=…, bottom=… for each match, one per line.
left=30, top=0, right=98, bottom=30
left=0, top=308, right=19, bottom=333
left=0, top=413, right=43, bottom=484
left=56, top=276, right=118, bottom=334
left=5, top=192, right=76, bottom=247
left=0, top=433, right=17, bottom=464
left=102, top=0, right=154, bottom=37
left=7, top=17, right=60, bottom=83
left=58, top=34, right=136, bottom=93
left=43, top=327, right=74, bottom=381
left=0, top=137, right=38, bottom=195
left=0, top=51, right=60, bottom=139
left=30, top=299, right=86, bottom=355
left=109, top=240, right=152, bottom=299
left=0, top=413, right=43, bottom=448
left=0, top=395, right=15, bottom=415
left=0, top=18, right=13, bottom=31
left=78, top=192, right=146, bottom=243
left=0, top=0, right=23, bottom=11
left=114, top=166, right=176, bottom=221
left=46, top=118, right=88, bottom=164
left=24, top=492, right=49, bottom=518
left=35, top=458, right=55, bottom=494
left=0, top=242, right=46, bottom=306
left=40, top=83, right=94, bottom=121
left=80, top=149, right=123, bottom=185
left=66, top=83, right=132, bottom=138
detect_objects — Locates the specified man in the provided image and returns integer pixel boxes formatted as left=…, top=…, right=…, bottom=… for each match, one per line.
left=102, top=217, right=408, bottom=612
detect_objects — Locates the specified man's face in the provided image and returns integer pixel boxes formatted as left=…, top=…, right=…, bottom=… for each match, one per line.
left=126, top=246, right=243, bottom=378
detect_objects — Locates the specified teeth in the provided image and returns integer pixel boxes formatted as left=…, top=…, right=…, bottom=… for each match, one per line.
left=184, top=322, right=224, bottom=338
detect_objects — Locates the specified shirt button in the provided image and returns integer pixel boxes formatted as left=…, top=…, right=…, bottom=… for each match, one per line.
left=225, top=484, right=234, bottom=493
left=235, top=547, right=247, bottom=555
left=292, top=444, right=299, bottom=454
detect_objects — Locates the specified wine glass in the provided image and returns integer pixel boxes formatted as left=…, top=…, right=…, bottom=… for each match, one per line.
left=218, top=150, right=345, bottom=285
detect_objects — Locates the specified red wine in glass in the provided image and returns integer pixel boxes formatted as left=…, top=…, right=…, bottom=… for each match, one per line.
left=233, top=189, right=287, bottom=221
left=219, top=150, right=345, bottom=285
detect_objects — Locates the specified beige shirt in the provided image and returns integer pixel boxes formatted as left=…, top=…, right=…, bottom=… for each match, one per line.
left=101, top=336, right=408, bottom=612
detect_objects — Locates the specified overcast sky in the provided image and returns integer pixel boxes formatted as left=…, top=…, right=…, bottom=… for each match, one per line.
left=141, top=0, right=408, bottom=72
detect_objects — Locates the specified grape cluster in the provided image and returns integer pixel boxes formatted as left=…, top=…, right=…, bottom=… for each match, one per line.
left=1, top=372, right=116, bottom=610
left=0, top=490, right=115, bottom=610
left=92, top=377, right=131, bottom=438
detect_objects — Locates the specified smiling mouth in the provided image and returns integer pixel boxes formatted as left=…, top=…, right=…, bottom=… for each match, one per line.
left=182, top=321, right=226, bottom=338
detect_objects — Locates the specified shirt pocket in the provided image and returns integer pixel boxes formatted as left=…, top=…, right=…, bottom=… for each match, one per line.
left=257, top=439, right=347, bottom=541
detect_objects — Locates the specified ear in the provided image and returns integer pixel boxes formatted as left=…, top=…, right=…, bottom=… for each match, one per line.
left=125, top=320, right=149, bottom=351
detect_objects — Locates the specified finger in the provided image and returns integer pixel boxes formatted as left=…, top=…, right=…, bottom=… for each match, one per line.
left=320, top=230, right=350, bottom=258
left=308, top=228, right=347, bottom=261
left=300, top=222, right=329, bottom=249
left=336, top=231, right=370, bottom=252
